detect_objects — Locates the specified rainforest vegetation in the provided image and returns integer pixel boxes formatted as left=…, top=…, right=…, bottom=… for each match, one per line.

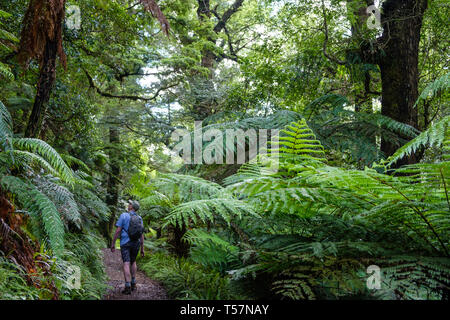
left=0, top=0, right=449, bottom=300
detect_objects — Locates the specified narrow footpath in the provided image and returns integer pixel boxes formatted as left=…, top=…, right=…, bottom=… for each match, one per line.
left=102, top=248, right=168, bottom=300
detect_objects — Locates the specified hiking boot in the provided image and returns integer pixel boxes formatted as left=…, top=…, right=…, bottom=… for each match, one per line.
left=122, top=286, right=131, bottom=295
left=131, top=282, right=136, bottom=291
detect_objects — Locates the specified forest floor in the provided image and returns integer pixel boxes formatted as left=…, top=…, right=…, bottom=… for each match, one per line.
left=101, top=248, right=168, bottom=300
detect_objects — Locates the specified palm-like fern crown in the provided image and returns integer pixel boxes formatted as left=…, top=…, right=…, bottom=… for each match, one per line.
left=1, top=103, right=109, bottom=259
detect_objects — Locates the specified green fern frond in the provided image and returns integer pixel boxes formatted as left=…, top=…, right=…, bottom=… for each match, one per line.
left=60, top=154, right=91, bottom=173
left=270, top=119, right=326, bottom=162
left=164, top=198, right=258, bottom=229
left=415, top=72, right=450, bottom=107
left=73, top=186, right=110, bottom=222
left=12, top=138, right=75, bottom=184
left=33, top=175, right=82, bottom=229
left=152, top=173, right=224, bottom=201
left=0, top=100, right=13, bottom=154
left=184, top=229, right=239, bottom=270
left=386, top=116, right=449, bottom=167
left=0, top=175, right=65, bottom=256
left=141, top=191, right=172, bottom=208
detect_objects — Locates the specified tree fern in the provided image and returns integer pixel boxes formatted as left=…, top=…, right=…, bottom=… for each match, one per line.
left=385, top=115, right=449, bottom=167
left=184, top=229, right=240, bottom=271
left=273, top=119, right=327, bottom=163
left=0, top=175, right=65, bottom=256
left=151, top=173, right=224, bottom=202
left=164, top=198, right=257, bottom=229
left=0, top=100, right=13, bottom=154
left=305, top=94, right=420, bottom=165
left=12, top=139, right=75, bottom=184
left=32, top=174, right=82, bottom=229
left=415, top=72, right=450, bottom=107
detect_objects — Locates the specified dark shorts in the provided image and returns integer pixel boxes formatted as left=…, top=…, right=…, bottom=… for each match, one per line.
left=120, top=240, right=140, bottom=263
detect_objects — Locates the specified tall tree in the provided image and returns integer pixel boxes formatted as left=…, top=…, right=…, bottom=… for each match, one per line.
left=193, top=0, right=245, bottom=119
left=18, top=0, right=67, bottom=138
left=325, top=0, right=429, bottom=161
left=378, top=0, right=428, bottom=160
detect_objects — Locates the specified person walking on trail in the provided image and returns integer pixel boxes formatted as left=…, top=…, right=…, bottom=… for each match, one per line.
left=111, top=200, right=145, bottom=295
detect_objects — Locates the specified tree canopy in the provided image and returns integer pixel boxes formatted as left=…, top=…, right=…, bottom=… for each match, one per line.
left=0, top=0, right=449, bottom=301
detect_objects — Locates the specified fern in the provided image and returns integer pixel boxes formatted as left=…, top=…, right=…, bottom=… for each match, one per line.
left=33, top=174, right=82, bottom=229
left=0, top=175, right=65, bottom=256
left=13, top=138, right=75, bottom=184
left=415, top=72, right=450, bottom=107
left=164, top=198, right=257, bottom=229
left=0, top=10, right=17, bottom=81
left=184, top=229, right=240, bottom=271
left=385, top=115, right=449, bottom=167
left=0, top=100, right=13, bottom=154
left=73, top=186, right=110, bottom=223
left=151, top=173, right=224, bottom=202
left=222, top=119, right=450, bottom=299
left=305, top=94, right=420, bottom=165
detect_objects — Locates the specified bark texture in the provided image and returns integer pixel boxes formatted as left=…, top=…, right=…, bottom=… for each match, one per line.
left=378, top=0, right=428, bottom=161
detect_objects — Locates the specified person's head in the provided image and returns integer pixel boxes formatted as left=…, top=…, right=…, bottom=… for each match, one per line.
left=128, top=200, right=140, bottom=212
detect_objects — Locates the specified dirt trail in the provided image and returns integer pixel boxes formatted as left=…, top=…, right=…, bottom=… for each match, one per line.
left=102, top=248, right=168, bottom=300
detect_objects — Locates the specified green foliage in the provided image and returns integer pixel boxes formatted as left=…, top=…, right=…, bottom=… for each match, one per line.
left=165, top=198, right=257, bottom=229
left=0, top=100, right=12, bottom=153
left=33, top=174, right=82, bottom=228
left=386, top=115, right=449, bottom=167
left=0, top=9, right=17, bottom=81
left=0, top=175, right=65, bottom=256
left=139, top=252, right=245, bottom=300
left=0, top=258, right=40, bottom=299
left=57, top=233, right=109, bottom=300
left=305, top=94, right=420, bottom=166
left=415, top=72, right=450, bottom=107
left=13, top=139, right=75, bottom=184
left=184, top=229, right=240, bottom=273
left=274, top=118, right=327, bottom=163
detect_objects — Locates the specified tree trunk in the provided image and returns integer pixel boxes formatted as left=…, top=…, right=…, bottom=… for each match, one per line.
left=379, top=0, right=428, bottom=162
left=24, top=39, right=58, bottom=138
left=105, top=126, right=121, bottom=246
left=194, top=0, right=215, bottom=120
left=167, top=224, right=189, bottom=257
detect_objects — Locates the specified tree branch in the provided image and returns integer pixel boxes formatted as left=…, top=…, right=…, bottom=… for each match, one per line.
left=84, top=70, right=178, bottom=101
left=321, top=0, right=347, bottom=65
left=213, top=0, right=245, bottom=33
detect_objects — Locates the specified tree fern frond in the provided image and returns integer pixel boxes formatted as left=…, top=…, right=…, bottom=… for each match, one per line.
left=33, top=175, right=82, bottom=229
left=152, top=173, right=224, bottom=201
left=164, top=198, right=258, bottom=229
left=386, top=116, right=449, bottom=167
left=60, top=154, right=91, bottom=173
left=0, top=175, right=65, bottom=256
left=271, top=119, right=327, bottom=163
left=12, top=138, right=75, bottom=184
left=415, top=72, right=450, bottom=107
left=0, top=100, right=13, bottom=154
left=73, top=186, right=110, bottom=222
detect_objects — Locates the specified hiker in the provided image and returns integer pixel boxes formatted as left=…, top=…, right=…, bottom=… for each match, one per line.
left=110, top=200, right=145, bottom=295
